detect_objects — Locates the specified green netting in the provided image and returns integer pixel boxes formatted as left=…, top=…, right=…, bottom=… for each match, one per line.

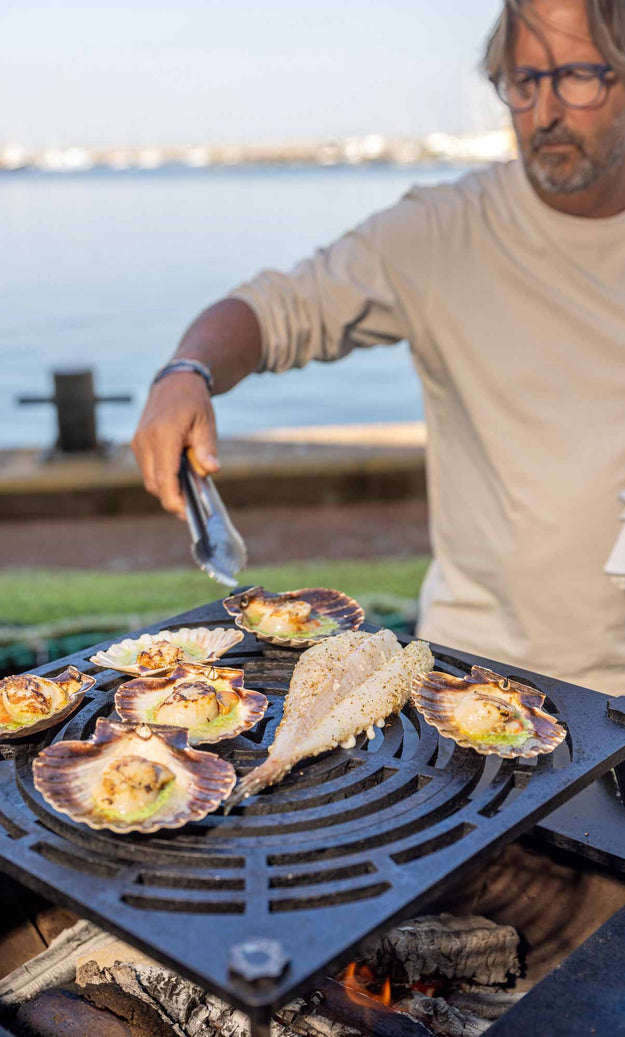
left=0, top=629, right=127, bottom=678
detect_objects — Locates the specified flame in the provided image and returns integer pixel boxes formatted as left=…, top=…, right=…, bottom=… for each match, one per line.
left=341, top=961, right=392, bottom=1007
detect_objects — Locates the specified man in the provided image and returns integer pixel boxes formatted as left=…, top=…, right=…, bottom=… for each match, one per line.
left=132, top=0, right=625, bottom=694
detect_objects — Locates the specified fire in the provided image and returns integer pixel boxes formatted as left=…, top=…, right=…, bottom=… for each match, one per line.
left=341, top=961, right=392, bottom=1007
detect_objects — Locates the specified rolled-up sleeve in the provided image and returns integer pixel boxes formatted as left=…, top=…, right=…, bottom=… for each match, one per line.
left=228, top=189, right=433, bottom=374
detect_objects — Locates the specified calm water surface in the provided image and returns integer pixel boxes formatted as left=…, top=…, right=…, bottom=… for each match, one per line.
left=1, top=165, right=466, bottom=448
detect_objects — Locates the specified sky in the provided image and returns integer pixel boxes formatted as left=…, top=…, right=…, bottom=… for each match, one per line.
left=2, top=0, right=505, bottom=148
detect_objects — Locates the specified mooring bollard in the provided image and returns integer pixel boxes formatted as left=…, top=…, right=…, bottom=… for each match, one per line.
left=18, top=369, right=132, bottom=454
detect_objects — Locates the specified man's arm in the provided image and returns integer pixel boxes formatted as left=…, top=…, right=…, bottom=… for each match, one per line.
left=131, top=298, right=262, bottom=519
left=133, top=188, right=433, bottom=519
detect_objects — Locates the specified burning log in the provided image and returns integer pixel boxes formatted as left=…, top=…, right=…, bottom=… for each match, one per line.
left=361, top=914, right=520, bottom=988
left=77, top=961, right=377, bottom=1037
left=276, top=995, right=362, bottom=1037
left=394, top=992, right=489, bottom=1036
left=1, top=913, right=522, bottom=1037
left=445, top=987, right=525, bottom=1021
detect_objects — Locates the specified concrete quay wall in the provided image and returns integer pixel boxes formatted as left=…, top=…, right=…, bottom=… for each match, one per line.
left=0, top=423, right=427, bottom=520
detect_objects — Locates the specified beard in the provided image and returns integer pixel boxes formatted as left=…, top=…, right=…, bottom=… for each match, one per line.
left=519, top=116, right=625, bottom=195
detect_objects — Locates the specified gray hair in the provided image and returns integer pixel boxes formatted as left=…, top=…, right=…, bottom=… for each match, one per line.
left=483, top=0, right=625, bottom=83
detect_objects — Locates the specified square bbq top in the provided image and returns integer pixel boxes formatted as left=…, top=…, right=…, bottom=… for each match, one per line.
left=1, top=597, right=625, bottom=1022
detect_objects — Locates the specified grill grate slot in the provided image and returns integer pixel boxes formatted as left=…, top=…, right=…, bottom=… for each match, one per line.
left=122, top=892, right=246, bottom=913
left=269, top=881, right=391, bottom=913
left=0, top=809, right=27, bottom=840
left=269, top=861, right=377, bottom=889
left=391, top=822, right=476, bottom=864
left=136, top=871, right=245, bottom=891
left=32, top=840, right=120, bottom=878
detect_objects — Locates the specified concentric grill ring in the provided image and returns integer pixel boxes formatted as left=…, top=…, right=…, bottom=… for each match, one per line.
left=1, top=600, right=624, bottom=1020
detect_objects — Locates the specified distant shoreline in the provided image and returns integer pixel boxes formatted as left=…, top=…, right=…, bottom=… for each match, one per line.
left=1, top=159, right=481, bottom=175
left=0, top=129, right=514, bottom=173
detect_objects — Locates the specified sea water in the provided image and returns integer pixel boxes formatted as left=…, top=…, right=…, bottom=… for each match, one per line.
left=0, top=164, right=467, bottom=448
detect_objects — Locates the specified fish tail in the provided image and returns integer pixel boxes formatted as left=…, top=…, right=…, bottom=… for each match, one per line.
left=223, top=757, right=291, bottom=814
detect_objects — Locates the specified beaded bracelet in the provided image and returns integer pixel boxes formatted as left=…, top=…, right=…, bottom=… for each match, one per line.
left=151, top=358, right=214, bottom=395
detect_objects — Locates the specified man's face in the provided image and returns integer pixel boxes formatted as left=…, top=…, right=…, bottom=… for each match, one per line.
left=512, top=0, right=625, bottom=199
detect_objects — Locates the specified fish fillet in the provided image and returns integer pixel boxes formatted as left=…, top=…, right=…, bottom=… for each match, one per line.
left=225, top=629, right=434, bottom=809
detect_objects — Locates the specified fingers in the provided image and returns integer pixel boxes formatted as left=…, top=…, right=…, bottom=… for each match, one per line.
left=187, top=412, right=220, bottom=477
left=155, top=432, right=188, bottom=519
left=132, top=423, right=186, bottom=520
left=131, top=374, right=219, bottom=520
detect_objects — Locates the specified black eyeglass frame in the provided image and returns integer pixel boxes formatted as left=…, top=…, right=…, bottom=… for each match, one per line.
left=491, top=62, right=614, bottom=112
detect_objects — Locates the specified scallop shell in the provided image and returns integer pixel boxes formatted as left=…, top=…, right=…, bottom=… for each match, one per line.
left=0, top=666, right=95, bottom=741
left=89, top=626, right=244, bottom=676
left=114, top=663, right=268, bottom=745
left=33, top=718, right=236, bottom=834
left=411, top=665, right=567, bottom=758
left=223, top=586, right=364, bottom=648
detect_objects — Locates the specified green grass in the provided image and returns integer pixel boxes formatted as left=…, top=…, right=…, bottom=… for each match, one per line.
left=0, top=558, right=430, bottom=627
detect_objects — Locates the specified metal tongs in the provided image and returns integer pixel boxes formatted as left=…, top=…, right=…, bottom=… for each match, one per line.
left=179, top=449, right=247, bottom=588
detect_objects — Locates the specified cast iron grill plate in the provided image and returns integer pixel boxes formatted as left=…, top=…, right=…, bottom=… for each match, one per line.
left=1, top=599, right=625, bottom=1022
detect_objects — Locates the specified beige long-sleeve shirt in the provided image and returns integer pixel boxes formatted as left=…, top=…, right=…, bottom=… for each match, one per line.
left=230, top=160, right=625, bottom=694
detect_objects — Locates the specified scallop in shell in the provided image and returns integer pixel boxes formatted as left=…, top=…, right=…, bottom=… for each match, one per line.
left=0, top=666, right=95, bottom=741
left=115, top=663, right=268, bottom=745
left=223, top=586, right=364, bottom=647
left=33, top=718, right=236, bottom=833
left=89, top=626, right=244, bottom=676
left=411, top=665, right=566, bottom=758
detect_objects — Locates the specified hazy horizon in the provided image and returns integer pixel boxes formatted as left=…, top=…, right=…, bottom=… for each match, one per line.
left=2, top=0, right=504, bottom=148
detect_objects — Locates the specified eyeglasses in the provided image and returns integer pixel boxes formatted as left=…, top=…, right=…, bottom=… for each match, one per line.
left=492, top=63, right=614, bottom=112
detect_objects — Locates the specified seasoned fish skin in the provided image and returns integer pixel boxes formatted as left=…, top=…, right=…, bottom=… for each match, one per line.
left=225, top=631, right=434, bottom=809
left=277, top=629, right=401, bottom=735
left=298, top=640, right=432, bottom=752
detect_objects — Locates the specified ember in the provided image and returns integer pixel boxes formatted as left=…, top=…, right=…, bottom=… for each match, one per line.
left=340, top=961, right=392, bottom=1007
left=411, top=980, right=443, bottom=999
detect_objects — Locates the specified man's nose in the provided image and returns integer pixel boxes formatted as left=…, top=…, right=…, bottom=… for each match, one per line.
left=533, top=74, right=564, bottom=129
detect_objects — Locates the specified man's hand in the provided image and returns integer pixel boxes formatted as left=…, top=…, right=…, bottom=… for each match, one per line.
left=132, top=298, right=262, bottom=518
left=131, top=373, right=219, bottom=520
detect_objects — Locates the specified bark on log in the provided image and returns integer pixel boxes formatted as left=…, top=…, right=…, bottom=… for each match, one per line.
left=78, top=961, right=248, bottom=1037
left=0, top=921, right=115, bottom=1006
left=78, top=962, right=371, bottom=1037
left=446, top=987, right=525, bottom=1021
left=394, top=992, right=489, bottom=1037
left=14, top=988, right=134, bottom=1037
left=361, top=915, right=520, bottom=987
left=276, top=997, right=361, bottom=1037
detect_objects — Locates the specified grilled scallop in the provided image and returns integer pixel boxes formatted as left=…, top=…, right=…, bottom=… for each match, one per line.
left=95, top=755, right=175, bottom=823
left=33, top=718, right=236, bottom=833
left=0, top=666, right=95, bottom=740
left=223, top=586, right=364, bottom=647
left=115, top=663, right=268, bottom=745
left=411, top=666, right=567, bottom=758
left=136, top=641, right=184, bottom=671
left=90, top=626, right=244, bottom=676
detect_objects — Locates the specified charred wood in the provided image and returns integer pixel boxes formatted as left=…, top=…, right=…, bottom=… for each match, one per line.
left=14, top=988, right=134, bottom=1037
left=445, top=986, right=525, bottom=1021
left=0, top=921, right=115, bottom=1006
left=361, top=915, right=520, bottom=987
left=77, top=960, right=252, bottom=1037
left=394, top=992, right=489, bottom=1037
